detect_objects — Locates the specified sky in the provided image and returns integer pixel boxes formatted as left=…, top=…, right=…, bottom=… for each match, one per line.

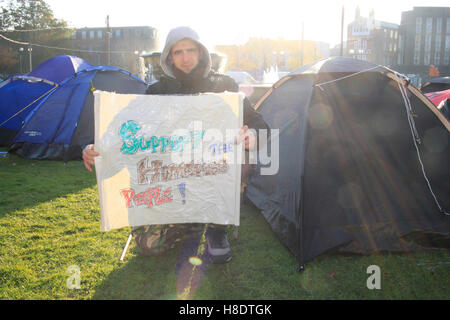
left=46, top=0, right=450, bottom=49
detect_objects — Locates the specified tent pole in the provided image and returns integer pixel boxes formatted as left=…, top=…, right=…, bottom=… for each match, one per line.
left=120, top=233, right=133, bottom=262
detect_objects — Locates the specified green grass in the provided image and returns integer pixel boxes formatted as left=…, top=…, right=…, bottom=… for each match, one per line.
left=0, top=152, right=449, bottom=300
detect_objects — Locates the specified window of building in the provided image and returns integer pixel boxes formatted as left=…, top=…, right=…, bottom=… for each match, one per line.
left=390, top=30, right=393, bottom=38
left=414, top=34, right=421, bottom=65
left=435, top=35, right=442, bottom=52
left=71, top=32, right=76, bottom=40
left=425, top=34, right=432, bottom=52
left=444, top=36, right=450, bottom=65
left=115, top=29, right=121, bottom=38
left=413, top=52, right=420, bottom=65
left=434, top=51, right=441, bottom=65
left=352, top=21, right=369, bottom=34
left=447, top=18, right=450, bottom=34
left=414, top=34, right=421, bottom=51
left=416, top=17, right=422, bottom=34
left=398, top=35, right=404, bottom=65
left=97, top=30, right=102, bottom=39
left=424, top=52, right=431, bottom=65
left=397, top=46, right=403, bottom=65
left=82, top=31, right=87, bottom=40
left=90, top=31, right=95, bottom=39
left=426, top=17, right=433, bottom=34
left=354, top=40, right=359, bottom=52
left=437, top=18, right=442, bottom=34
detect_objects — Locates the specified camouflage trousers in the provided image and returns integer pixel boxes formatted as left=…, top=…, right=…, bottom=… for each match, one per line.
left=132, top=223, right=207, bottom=256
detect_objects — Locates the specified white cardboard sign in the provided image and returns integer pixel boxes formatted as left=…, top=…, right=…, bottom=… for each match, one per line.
left=93, top=91, right=243, bottom=231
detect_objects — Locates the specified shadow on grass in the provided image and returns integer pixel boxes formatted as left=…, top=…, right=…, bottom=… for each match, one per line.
left=90, top=204, right=306, bottom=300
left=0, top=153, right=97, bottom=218
left=88, top=203, right=450, bottom=300
left=91, top=235, right=214, bottom=300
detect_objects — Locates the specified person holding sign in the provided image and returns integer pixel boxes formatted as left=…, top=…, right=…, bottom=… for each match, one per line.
left=83, top=26, right=268, bottom=264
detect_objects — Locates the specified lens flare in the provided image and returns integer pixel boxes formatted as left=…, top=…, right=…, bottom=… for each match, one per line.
left=188, top=256, right=203, bottom=266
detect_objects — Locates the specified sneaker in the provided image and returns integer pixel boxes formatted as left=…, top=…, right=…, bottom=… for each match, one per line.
left=205, top=225, right=232, bottom=264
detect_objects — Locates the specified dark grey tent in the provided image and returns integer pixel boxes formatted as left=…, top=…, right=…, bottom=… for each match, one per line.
left=246, top=57, right=450, bottom=269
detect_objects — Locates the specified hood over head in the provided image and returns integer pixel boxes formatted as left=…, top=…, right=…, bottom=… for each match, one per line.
left=160, top=26, right=212, bottom=79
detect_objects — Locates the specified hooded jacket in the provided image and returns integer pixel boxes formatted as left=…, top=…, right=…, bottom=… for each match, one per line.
left=146, top=26, right=268, bottom=133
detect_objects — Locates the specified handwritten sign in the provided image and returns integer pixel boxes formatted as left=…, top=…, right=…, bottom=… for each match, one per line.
left=93, top=91, right=243, bottom=231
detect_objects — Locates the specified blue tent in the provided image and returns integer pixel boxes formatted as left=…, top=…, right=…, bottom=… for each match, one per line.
left=0, top=76, right=58, bottom=146
left=0, top=56, right=92, bottom=146
left=9, top=66, right=148, bottom=161
left=28, top=55, right=93, bottom=84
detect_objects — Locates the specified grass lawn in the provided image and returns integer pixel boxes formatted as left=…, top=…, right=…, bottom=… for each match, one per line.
left=0, top=152, right=449, bottom=300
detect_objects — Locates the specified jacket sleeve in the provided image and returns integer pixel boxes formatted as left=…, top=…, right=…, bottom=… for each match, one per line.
left=220, top=74, right=269, bottom=131
left=243, top=97, right=270, bottom=151
left=243, top=97, right=268, bottom=131
left=145, top=82, right=163, bottom=94
left=220, top=74, right=270, bottom=150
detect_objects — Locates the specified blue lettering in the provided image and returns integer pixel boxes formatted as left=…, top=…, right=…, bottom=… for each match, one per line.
left=160, top=136, right=170, bottom=153
left=119, top=121, right=205, bottom=155
left=120, top=120, right=140, bottom=155
left=151, top=136, right=160, bottom=153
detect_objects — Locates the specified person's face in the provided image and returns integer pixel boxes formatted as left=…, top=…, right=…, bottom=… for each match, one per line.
left=169, top=39, right=200, bottom=74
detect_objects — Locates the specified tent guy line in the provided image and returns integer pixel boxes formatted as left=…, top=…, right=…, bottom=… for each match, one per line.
left=246, top=57, right=450, bottom=267
left=309, top=62, right=448, bottom=217
left=0, top=26, right=75, bottom=32
left=0, top=32, right=136, bottom=54
left=314, top=66, right=382, bottom=90
left=313, top=63, right=449, bottom=217
left=0, top=84, right=58, bottom=128
left=394, top=72, right=449, bottom=216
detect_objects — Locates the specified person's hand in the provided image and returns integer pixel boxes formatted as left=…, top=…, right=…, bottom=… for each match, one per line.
left=236, top=125, right=256, bottom=151
left=82, top=144, right=99, bottom=172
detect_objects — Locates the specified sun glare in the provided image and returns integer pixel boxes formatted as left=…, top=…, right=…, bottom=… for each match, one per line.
left=46, top=0, right=450, bottom=47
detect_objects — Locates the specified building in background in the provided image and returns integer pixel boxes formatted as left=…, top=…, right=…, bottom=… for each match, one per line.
left=347, top=7, right=399, bottom=66
left=329, top=41, right=348, bottom=57
left=215, top=38, right=329, bottom=81
left=396, top=7, right=450, bottom=79
left=68, top=26, right=158, bottom=75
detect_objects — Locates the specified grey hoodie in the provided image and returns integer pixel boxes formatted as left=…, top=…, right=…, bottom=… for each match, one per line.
left=160, top=26, right=212, bottom=79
